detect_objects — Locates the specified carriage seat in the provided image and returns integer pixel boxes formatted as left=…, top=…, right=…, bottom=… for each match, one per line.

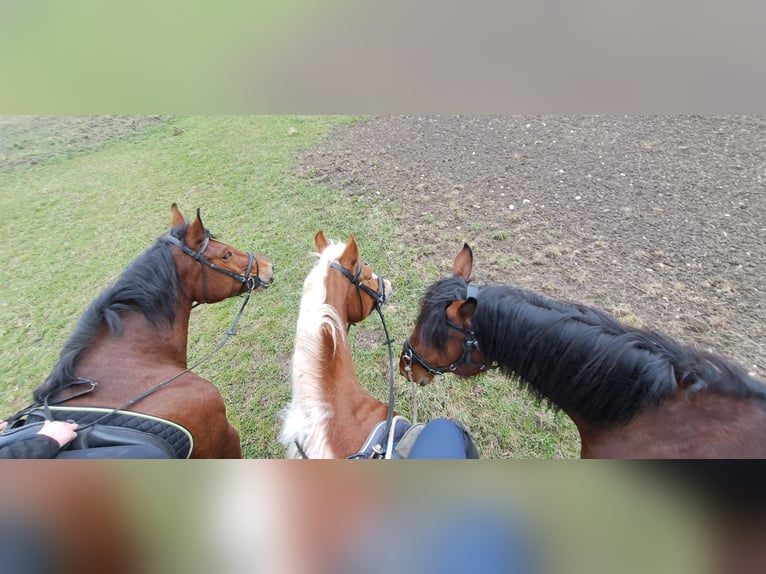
left=57, top=424, right=177, bottom=458
left=4, top=406, right=193, bottom=459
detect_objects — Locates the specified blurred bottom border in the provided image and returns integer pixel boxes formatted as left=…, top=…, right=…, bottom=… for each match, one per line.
left=1, top=460, right=764, bottom=574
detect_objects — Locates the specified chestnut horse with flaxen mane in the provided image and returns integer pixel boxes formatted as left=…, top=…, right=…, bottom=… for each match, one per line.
left=280, top=231, right=394, bottom=458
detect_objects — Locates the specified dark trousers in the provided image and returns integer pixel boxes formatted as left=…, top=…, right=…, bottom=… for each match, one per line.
left=408, top=418, right=479, bottom=459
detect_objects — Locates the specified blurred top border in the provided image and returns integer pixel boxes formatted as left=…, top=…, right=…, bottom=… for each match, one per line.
left=1, top=0, right=764, bottom=114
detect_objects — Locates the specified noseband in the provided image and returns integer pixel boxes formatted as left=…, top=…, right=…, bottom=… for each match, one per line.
left=165, top=232, right=267, bottom=303
left=401, top=285, right=496, bottom=379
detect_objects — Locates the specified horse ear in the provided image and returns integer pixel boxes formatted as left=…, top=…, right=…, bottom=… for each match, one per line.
left=446, top=298, right=477, bottom=327
left=170, top=203, right=185, bottom=226
left=459, top=297, right=478, bottom=322
left=453, top=243, right=473, bottom=280
left=315, top=230, right=329, bottom=252
left=186, top=208, right=205, bottom=246
left=339, top=233, right=360, bottom=270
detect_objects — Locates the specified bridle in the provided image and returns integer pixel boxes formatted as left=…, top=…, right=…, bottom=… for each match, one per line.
left=295, top=259, right=395, bottom=459
left=329, top=260, right=387, bottom=315
left=401, top=284, right=497, bottom=381
left=164, top=231, right=268, bottom=303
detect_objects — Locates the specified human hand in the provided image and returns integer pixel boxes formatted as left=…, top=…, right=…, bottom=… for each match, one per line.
left=37, top=420, right=79, bottom=448
left=0, top=420, right=7, bottom=432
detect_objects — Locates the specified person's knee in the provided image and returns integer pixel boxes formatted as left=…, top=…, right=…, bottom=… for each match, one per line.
left=408, top=418, right=477, bottom=459
left=425, top=418, right=459, bottom=434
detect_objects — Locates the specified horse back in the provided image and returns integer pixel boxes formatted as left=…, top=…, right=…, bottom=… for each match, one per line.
left=582, top=389, right=766, bottom=458
left=63, top=368, right=242, bottom=458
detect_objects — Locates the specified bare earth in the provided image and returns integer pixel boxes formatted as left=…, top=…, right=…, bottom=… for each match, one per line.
left=297, top=116, right=765, bottom=379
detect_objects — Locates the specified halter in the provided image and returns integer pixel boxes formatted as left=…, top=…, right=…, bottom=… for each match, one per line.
left=164, top=231, right=267, bottom=304
left=401, top=284, right=497, bottom=380
left=294, top=259, right=396, bottom=459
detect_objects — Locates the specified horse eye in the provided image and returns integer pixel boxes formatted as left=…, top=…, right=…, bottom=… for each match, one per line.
left=222, top=251, right=232, bottom=261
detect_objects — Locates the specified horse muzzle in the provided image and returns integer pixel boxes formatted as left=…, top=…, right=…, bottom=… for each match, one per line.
left=399, top=343, right=437, bottom=386
left=248, top=257, right=274, bottom=291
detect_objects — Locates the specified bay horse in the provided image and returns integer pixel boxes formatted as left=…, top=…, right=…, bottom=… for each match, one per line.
left=400, top=244, right=766, bottom=458
left=280, top=231, right=396, bottom=458
left=2, top=204, right=273, bottom=458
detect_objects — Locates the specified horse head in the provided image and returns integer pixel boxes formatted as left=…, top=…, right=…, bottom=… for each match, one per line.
left=168, top=203, right=274, bottom=304
left=315, top=230, right=391, bottom=325
left=400, top=243, right=494, bottom=386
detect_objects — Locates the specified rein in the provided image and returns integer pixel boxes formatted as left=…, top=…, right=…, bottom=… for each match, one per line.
left=294, top=260, right=397, bottom=459
left=4, top=233, right=261, bottom=432
left=401, top=284, right=497, bottom=380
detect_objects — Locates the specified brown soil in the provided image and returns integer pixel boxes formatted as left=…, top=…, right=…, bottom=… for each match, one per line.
left=298, top=116, right=765, bottom=379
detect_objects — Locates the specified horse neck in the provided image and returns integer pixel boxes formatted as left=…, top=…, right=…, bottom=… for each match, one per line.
left=473, top=285, right=673, bottom=433
left=323, top=324, right=388, bottom=455
left=86, top=299, right=193, bottom=369
left=322, top=289, right=386, bottom=419
left=473, top=287, right=587, bottom=422
left=579, top=389, right=766, bottom=458
left=288, top=287, right=387, bottom=458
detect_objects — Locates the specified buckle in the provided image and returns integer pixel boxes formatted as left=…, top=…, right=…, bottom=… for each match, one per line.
left=246, top=276, right=260, bottom=291
left=370, top=443, right=385, bottom=459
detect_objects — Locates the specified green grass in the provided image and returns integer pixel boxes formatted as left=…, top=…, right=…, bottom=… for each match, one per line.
left=0, top=116, right=579, bottom=458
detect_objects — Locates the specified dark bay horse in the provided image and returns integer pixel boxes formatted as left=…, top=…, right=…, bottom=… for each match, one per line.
left=280, top=231, right=394, bottom=458
left=400, top=244, right=766, bottom=458
left=4, top=204, right=273, bottom=458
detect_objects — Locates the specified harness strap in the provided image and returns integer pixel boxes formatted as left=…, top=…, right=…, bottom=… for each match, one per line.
left=294, top=440, right=309, bottom=459
left=3, top=379, right=98, bottom=428
left=165, top=232, right=263, bottom=298
left=329, top=261, right=387, bottom=310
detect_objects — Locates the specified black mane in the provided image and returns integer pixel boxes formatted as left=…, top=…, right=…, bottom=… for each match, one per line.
left=419, top=277, right=766, bottom=427
left=32, top=225, right=187, bottom=402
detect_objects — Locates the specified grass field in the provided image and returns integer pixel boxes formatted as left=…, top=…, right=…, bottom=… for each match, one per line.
left=0, top=116, right=579, bottom=458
